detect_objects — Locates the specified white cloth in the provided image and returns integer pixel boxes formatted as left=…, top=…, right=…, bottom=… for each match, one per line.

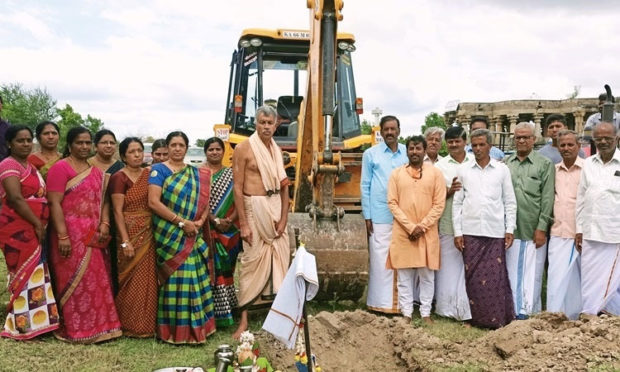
left=575, top=148, right=620, bottom=244
left=435, top=153, right=472, bottom=236
left=581, top=239, right=620, bottom=316
left=398, top=267, right=434, bottom=317
left=367, top=223, right=401, bottom=313
left=506, top=239, right=547, bottom=316
left=262, top=246, right=318, bottom=349
left=434, top=234, right=471, bottom=321
left=453, top=159, right=517, bottom=238
left=546, top=236, right=581, bottom=319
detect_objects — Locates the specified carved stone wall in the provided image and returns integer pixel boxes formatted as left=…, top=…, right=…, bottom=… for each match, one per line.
left=444, top=98, right=619, bottom=150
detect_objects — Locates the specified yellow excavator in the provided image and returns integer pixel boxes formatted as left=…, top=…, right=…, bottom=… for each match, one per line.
left=213, top=0, right=373, bottom=300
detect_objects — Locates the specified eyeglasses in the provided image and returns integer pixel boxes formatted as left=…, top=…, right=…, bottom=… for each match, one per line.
left=592, top=136, right=616, bottom=143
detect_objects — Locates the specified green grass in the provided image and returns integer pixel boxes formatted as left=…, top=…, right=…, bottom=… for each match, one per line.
left=0, top=252, right=266, bottom=372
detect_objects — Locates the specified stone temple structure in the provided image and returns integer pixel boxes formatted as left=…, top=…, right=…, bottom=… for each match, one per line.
left=443, top=98, right=619, bottom=151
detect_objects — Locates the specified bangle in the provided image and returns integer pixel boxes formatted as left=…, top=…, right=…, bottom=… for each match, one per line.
left=100, top=221, right=110, bottom=227
left=171, top=215, right=179, bottom=223
left=58, top=235, right=70, bottom=240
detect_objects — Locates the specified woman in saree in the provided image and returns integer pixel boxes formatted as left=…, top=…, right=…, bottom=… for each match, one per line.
left=47, top=126, right=122, bottom=343
left=89, top=129, right=124, bottom=175
left=202, top=137, right=241, bottom=327
left=0, top=125, right=59, bottom=339
left=147, top=131, right=215, bottom=344
left=110, top=137, right=157, bottom=337
left=27, top=121, right=61, bottom=180
left=89, top=129, right=123, bottom=292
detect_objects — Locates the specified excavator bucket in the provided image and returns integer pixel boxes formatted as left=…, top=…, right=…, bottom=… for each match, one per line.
left=288, top=212, right=368, bottom=301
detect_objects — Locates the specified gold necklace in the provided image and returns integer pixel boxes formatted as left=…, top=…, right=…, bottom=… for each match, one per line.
left=69, top=157, right=89, bottom=173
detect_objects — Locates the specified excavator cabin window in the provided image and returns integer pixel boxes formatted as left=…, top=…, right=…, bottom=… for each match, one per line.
left=225, top=39, right=361, bottom=145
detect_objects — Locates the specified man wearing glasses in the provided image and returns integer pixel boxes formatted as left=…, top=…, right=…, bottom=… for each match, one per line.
left=576, top=122, right=620, bottom=316
left=505, top=122, right=555, bottom=319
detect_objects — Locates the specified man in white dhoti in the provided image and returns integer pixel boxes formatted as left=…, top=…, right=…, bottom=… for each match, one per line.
left=505, top=122, right=555, bottom=318
left=232, top=105, right=291, bottom=339
left=546, top=130, right=583, bottom=319
left=361, top=115, right=408, bottom=314
left=434, top=126, right=472, bottom=321
left=576, top=122, right=620, bottom=316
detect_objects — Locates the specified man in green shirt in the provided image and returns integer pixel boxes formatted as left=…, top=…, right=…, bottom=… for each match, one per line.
left=505, top=122, right=555, bottom=319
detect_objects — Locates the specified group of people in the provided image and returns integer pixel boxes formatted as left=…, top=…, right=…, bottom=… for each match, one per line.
left=363, top=114, right=619, bottom=328
left=0, top=120, right=252, bottom=343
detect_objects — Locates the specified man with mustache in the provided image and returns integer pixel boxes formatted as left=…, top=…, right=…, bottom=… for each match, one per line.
left=505, top=122, right=555, bottom=319
left=538, top=114, right=585, bottom=164
left=453, top=128, right=517, bottom=328
left=576, top=121, right=620, bottom=316
left=386, top=135, right=446, bottom=324
left=232, top=105, right=290, bottom=339
left=434, top=126, right=472, bottom=322
left=423, top=127, right=444, bottom=164
left=361, top=115, right=408, bottom=314
left=546, top=130, right=583, bottom=318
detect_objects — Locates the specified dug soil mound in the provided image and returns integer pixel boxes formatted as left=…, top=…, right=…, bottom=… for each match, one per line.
left=258, top=310, right=619, bottom=371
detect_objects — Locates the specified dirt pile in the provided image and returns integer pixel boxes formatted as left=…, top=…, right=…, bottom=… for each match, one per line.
left=258, top=310, right=619, bottom=371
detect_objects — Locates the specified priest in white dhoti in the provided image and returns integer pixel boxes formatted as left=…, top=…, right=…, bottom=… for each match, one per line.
left=361, top=116, right=408, bottom=314
left=434, top=126, right=472, bottom=321
left=576, top=122, right=620, bottom=316
left=546, top=130, right=582, bottom=319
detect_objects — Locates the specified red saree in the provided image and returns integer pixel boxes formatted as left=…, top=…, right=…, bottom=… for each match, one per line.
left=0, top=158, right=59, bottom=339
left=47, top=161, right=122, bottom=343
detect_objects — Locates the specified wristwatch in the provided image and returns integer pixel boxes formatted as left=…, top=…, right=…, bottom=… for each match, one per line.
left=121, top=241, right=129, bottom=248
left=214, top=217, right=221, bottom=225
left=178, top=220, right=185, bottom=229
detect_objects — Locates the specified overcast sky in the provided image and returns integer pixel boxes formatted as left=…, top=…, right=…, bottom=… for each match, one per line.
left=2, top=0, right=618, bottom=143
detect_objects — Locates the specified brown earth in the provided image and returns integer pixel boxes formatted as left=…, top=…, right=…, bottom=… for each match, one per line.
left=258, top=310, right=619, bottom=371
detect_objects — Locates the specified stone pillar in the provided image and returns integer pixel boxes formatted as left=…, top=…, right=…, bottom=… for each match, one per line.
left=493, top=116, right=503, bottom=145
left=534, top=113, right=544, bottom=138
left=574, top=109, right=585, bottom=134
left=508, top=115, right=518, bottom=134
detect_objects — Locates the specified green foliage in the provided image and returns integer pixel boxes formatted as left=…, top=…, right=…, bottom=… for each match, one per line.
left=361, top=119, right=373, bottom=135
left=422, top=112, right=449, bottom=157
left=0, top=83, right=57, bottom=129
left=1, top=83, right=105, bottom=151
left=143, top=135, right=157, bottom=143
left=56, top=104, right=105, bottom=150
left=195, top=138, right=206, bottom=148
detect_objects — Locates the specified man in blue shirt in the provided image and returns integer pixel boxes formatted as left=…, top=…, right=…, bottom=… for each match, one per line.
left=361, top=115, right=408, bottom=314
left=465, top=117, right=505, bottom=161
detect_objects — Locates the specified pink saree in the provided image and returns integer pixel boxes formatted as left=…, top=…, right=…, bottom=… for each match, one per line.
left=48, top=161, right=122, bottom=343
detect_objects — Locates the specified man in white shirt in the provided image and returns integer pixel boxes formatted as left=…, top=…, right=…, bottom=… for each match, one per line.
left=576, top=122, right=620, bottom=315
left=434, top=126, right=472, bottom=322
left=453, top=129, right=517, bottom=328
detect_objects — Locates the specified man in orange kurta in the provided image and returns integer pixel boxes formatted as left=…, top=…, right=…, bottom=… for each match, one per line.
left=387, top=135, right=446, bottom=323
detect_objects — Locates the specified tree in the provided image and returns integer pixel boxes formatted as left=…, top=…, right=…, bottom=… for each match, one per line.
left=56, top=104, right=105, bottom=150
left=195, top=138, right=206, bottom=148
left=142, top=135, right=157, bottom=143
left=421, top=112, right=449, bottom=157
left=361, top=119, right=373, bottom=135
left=0, top=83, right=57, bottom=129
